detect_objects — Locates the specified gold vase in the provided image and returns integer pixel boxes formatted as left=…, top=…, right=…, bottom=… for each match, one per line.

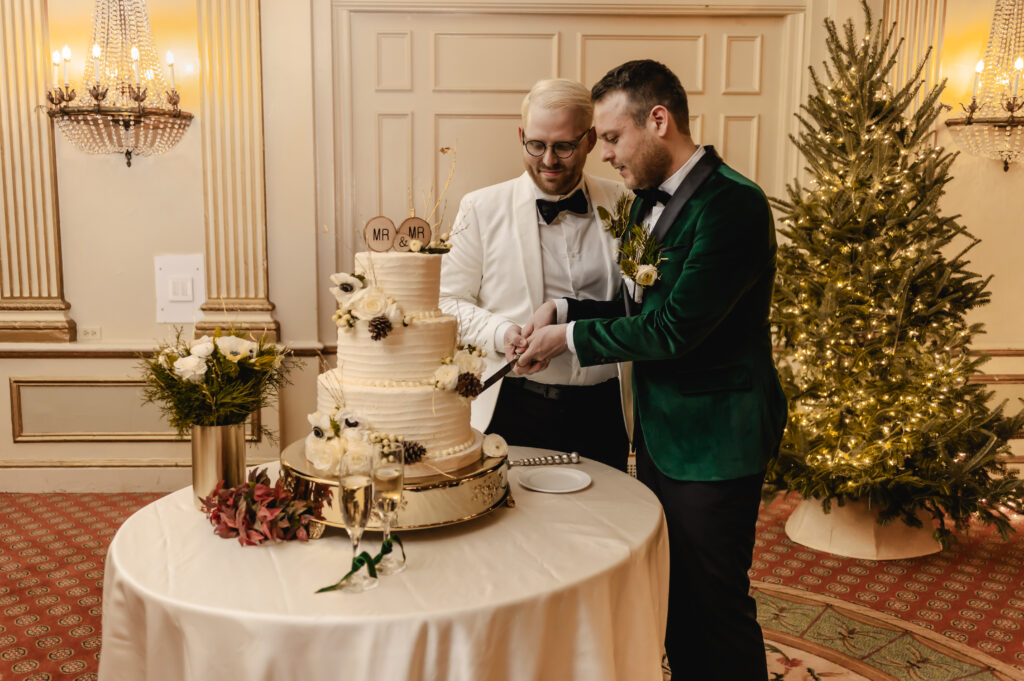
left=191, top=423, right=246, bottom=509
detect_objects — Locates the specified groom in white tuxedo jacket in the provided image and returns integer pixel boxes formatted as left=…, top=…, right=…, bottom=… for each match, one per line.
left=440, top=79, right=629, bottom=470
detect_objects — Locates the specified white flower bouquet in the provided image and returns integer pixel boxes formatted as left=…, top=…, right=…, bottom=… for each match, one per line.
left=141, top=329, right=291, bottom=437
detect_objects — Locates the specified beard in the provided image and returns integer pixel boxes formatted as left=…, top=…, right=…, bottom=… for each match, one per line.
left=526, top=161, right=582, bottom=196
left=625, top=136, right=674, bottom=190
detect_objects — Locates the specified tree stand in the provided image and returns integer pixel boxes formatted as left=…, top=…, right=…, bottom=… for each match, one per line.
left=785, top=498, right=942, bottom=560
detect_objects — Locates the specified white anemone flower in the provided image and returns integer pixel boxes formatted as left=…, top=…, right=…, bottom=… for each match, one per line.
left=215, top=335, right=256, bottom=362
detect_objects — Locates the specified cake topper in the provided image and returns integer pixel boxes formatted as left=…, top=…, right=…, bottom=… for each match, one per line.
left=361, top=145, right=457, bottom=253
left=363, top=216, right=397, bottom=252
left=395, top=216, right=432, bottom=252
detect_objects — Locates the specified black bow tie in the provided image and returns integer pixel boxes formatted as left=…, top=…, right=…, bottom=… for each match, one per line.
left=633, top=187, right=672, bottom=220
left=536, top=189, right=589, bottom=225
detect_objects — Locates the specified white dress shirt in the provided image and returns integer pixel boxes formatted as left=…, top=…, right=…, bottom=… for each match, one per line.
left=563, top=146, right=705, bottom=354
left=495, top=179, right=618, bottom=386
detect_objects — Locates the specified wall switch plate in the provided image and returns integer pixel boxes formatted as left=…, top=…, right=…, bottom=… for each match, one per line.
left=167, top=275, right=194, bottom=302
left=155, top=254, right=205, bottom=324
left=80, top=326, right=102, bottom=340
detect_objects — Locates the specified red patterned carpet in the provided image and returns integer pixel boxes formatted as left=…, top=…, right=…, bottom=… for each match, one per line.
left=1, top=491, right=1023, bottom=680
left=751, top=494, right=1024, bottom=676
left=0, top=493, right=160, bottom=681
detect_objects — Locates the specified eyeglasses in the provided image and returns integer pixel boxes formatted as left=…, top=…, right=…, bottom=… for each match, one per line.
left=522, top=129, right=591, bottom=159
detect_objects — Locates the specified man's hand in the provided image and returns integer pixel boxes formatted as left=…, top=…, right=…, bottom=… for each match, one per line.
left=515, top=324, right=568, bottom=376
left=521, top=300, right=558, bottom=339
left=503, top=325, right=528, bottom=363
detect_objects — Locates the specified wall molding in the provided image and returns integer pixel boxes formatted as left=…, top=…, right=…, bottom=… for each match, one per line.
left=0, top=0, right=75, bottom=342
left=10, top=377, right=262, bottom=442
left=195, top=0, right=278, bottom=341
left=329, top=1, right=808, bottom=15
left=0, top=457, right=277, bottom=468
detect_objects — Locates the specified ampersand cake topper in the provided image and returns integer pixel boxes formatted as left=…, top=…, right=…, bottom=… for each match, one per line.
left=395, top=217, right=432, bottom=252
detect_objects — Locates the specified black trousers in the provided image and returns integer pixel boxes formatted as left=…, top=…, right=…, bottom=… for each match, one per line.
left=635, top=432, right=768, bottom=681
left=485, top=377, right=629, bottom=471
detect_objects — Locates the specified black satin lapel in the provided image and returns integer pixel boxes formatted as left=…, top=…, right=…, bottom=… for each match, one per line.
left=650, top=146, right=724, bottom=245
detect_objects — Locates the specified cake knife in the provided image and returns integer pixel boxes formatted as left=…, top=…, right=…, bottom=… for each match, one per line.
left=479, top=353, right=521, bottom=393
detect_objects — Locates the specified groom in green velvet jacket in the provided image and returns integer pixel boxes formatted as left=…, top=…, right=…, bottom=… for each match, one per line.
left=517, top=59, right=787, bottom=680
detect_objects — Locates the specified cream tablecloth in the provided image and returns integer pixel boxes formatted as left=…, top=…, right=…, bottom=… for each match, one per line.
left=98, top=448, right=669, bottom=681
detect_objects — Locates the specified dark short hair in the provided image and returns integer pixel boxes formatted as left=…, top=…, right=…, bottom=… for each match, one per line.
left=591, top=59, right=690, bottom=135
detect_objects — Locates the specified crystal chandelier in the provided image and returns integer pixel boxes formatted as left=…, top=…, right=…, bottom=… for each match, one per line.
left=945, top=0, right=1024, bottom=172
left=45, top=0, right=193, bottom=167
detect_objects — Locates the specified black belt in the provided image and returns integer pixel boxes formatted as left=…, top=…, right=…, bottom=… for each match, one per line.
left=502, top=376, right=616, bottom=401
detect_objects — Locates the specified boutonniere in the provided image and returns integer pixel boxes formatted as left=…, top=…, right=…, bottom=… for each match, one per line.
left=598, top=194, right=667, bottom=289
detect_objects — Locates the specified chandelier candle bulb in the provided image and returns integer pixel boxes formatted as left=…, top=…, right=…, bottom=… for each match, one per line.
left=61, top=45, right=70, bottom=86
left=92, top=43, right=101, bottom=84
left=131, top=46, right=140, bottom=85
left=51, top=50, right=59, bottom=89
left=1014, top=57, right=1023, bottom=98
left=974, top=60, right=983, bottom=99
left=166, top=51, right=175, bottom=89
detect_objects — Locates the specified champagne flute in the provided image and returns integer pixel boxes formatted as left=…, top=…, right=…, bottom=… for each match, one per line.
left=373, top=445, right=406, bottom=574
left=338, top=448, right=378, bottom=592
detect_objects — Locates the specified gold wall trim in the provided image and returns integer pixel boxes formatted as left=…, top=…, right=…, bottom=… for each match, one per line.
left=969, top=374, right=1024, bottom=385
left=195, top=0, right=278, bottom=340
left=0, top=348, right=152, bottom=358
left=0, top=457, right=278, bottom=468
left=328, top=1, right=808, bottom=15
left=9, top=377, right=261, bottom=442
left=0, top=0, right=75, bottom=341
left=0, top=347, right=324, bottom=358
left=970, top=349, right=1024, bottom=357
left=199, top=298, right=276, bottom=312
left=0, top=298, right=70, bottom=310
left=0, top=319, right=76, bottom=342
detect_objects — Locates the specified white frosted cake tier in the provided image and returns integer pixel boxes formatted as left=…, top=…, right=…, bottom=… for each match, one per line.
left=317, top=372, right=474, bottom=453
left=354, top=251, right=442, bottom=315
left=336, top=315, right=457, bottom=383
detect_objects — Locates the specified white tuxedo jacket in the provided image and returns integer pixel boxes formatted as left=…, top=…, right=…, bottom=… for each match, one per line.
left=440, top=171, right=626, bottom=431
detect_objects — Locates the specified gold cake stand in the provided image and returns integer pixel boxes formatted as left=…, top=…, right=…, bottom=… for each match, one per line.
left=279, top=439, right=511, bottom=533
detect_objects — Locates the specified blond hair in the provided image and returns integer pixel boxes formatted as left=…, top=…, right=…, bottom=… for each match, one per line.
left=520, top=79, right=594, bottom=128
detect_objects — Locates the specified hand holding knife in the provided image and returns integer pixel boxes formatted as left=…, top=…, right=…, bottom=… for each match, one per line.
left=480, top=353, right=521, bottom=393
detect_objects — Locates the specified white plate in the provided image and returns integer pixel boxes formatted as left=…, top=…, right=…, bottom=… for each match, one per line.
left=517, top=467, right=592, bottom=494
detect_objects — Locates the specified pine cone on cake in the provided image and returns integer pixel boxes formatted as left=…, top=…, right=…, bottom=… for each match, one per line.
left=403, top=441, right=426, bottom=463
left=368, top=315, right=393, bottom=341
left=455, top=372, right=483, bottom=399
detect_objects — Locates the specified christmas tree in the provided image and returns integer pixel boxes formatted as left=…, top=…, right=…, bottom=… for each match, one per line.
left=764, top=1, right=1024, bottom=545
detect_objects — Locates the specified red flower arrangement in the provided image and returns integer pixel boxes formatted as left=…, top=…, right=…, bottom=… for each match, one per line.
left=200, top=467, right=331, bottom=546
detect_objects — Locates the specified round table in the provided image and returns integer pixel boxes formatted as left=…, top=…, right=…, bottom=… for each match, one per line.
left=98, top=448, right=669, bottom=681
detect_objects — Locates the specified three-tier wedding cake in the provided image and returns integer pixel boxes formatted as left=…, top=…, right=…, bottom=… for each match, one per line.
left=305, top=249, right=486, bottom=479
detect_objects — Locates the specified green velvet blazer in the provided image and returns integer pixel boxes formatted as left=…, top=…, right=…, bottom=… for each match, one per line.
left=568, top=148, right=787, bottom=481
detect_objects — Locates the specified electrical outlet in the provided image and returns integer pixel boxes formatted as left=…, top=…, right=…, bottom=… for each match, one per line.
left=80, top=326, right=102, bottom=341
